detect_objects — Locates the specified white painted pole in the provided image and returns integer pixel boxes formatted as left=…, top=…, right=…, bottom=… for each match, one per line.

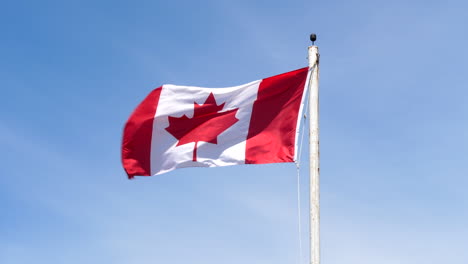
left=308, top=45, right=320, bottom=264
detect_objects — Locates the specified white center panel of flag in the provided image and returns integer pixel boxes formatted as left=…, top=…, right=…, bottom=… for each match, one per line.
left=150, top=80, right=261, bottom=175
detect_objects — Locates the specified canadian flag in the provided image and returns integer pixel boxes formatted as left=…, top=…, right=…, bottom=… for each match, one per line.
left=122, top=67, right=310, bottom=178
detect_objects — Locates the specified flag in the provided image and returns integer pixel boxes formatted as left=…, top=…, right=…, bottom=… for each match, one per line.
left=122, top=67, right=310, bottom=178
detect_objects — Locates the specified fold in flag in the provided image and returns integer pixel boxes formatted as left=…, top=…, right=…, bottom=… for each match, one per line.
left=122, top=67, right=310, bottom=178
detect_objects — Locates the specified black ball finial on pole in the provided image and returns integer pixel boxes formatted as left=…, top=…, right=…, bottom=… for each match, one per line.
left=310, top=33, right=317, bottom=45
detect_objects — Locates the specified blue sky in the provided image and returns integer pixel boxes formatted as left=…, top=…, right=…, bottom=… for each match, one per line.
left=1, top=0, right=467, bottom=263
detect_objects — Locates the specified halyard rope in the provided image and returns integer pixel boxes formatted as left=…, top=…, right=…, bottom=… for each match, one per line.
left=295, top=96, right=309, bottom=264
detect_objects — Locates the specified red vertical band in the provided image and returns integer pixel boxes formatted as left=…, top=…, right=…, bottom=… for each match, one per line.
left=245, top=67, right=308, bottom=164
left=122, top=87, right=162, bottom=178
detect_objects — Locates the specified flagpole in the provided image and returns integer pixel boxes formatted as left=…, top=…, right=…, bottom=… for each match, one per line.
left=308, top=34, right=320, bottom=264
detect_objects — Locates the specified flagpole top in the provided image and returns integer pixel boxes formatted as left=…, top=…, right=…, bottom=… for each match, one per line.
left=310, top=33, right=317, bottom=45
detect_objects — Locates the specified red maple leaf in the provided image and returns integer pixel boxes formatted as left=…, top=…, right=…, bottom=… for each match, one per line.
left=165, top=93, right=239, bottom=162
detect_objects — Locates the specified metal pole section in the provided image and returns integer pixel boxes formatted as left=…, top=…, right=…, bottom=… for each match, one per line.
left=308, top=45, right=320, bottom=264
